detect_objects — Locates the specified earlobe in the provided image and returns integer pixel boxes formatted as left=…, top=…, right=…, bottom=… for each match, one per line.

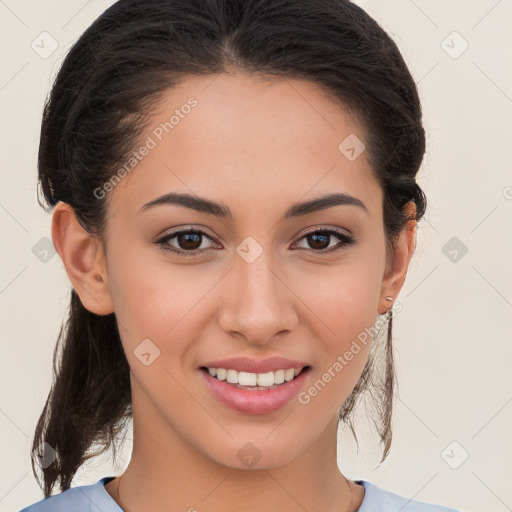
left=51, top=201, right=115, bottom=315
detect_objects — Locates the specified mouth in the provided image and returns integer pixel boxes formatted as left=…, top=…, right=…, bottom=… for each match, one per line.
left=198, top=364, right=312, bottom=414
left=199, top=365, right=311, bottom=391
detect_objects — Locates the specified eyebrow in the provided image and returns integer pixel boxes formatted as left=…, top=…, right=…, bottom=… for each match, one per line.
left=139, top=191, right=369, bottom=219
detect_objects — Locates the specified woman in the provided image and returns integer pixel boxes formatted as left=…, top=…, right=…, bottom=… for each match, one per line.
left=20, top=0, right=459, bottom=510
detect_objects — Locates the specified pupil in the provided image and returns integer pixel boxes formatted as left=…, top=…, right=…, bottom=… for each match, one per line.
left=179, top=232, right=201, bottom=250
left=309, top=232, right=329, bottom=250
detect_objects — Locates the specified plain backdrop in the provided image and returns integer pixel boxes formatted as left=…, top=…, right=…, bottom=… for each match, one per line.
left=1, top=1, right=511, bottom=511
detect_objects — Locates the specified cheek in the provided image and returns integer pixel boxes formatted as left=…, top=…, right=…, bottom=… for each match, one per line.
left=107, top=247, right=216, bottom=364
left=108, top=242, right=191, bottom=326
left=292, top=252, right=383, bottom=397
left=294, top=254, right=384, bottom=339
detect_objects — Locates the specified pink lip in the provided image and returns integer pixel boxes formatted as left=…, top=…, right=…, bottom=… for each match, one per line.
left=199, top=367, right=311, bottom=414
left=200, top=356, right=309, bottom=373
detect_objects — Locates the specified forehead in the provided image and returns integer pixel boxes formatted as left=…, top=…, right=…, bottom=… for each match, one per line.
left=107, top=72, right=382, bottom=220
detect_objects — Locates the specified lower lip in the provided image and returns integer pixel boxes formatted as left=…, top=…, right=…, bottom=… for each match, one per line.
left=200, top=368, right=310, bottom=414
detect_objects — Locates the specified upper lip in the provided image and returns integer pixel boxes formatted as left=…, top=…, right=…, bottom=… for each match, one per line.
left=200, top=356, right=310, bottom=374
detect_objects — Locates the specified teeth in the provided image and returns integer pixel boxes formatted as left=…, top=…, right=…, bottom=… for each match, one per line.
left=239, top=371, right=257, bottom=386
left=226, top=369, right=238, bottom=384
left=274, top=369, right=285, bottom=384
left=205, top=367, right=305, bottom=388
left=256, top=371, right=274, bottom=387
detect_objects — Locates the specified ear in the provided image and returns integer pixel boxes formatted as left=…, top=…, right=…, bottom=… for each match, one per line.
left=51, top=201, right=115, bottom=315
left=378, top=201, right=417, bottom=315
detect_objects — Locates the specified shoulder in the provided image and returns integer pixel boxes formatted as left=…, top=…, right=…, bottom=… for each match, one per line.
left=357, top=480, right=460, bottom=512
left=18, top=477, right=122, bottom=512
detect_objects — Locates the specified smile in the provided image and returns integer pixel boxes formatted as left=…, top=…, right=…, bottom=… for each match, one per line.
left=202, top=366, right=308, bottom=390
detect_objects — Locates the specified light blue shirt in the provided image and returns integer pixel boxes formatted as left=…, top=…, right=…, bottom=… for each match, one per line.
left=18, top=476, right=460, bottom=511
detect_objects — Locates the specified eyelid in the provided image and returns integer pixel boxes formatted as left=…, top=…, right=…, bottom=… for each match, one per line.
left=297, top=224, right=352, bottom=238
left=154, top=225, right=216, bottom=244
left=156, top=224, right=351, bottom=242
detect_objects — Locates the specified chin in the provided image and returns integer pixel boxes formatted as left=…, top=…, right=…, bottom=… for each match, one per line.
left=202, top=434, right=307, bottom=471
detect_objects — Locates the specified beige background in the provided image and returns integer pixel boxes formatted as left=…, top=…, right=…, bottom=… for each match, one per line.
left=1, top=1, right=511, bottom=511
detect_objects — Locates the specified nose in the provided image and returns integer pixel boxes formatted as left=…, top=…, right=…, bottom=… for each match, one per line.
left=218, top=248, right=299, bottom=346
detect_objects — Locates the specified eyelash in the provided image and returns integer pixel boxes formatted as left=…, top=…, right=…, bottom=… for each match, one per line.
left=155, top=227, right=356, bottom=257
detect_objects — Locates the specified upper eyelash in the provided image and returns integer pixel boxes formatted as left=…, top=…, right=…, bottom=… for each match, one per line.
left=156, top=228, right=355, bottom=257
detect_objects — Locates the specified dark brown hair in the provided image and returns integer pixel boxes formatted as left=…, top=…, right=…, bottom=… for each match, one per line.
left=33, top=0, right=426, bottom=496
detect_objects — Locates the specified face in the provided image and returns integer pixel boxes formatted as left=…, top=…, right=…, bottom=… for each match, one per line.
left=84, top=73, right=397, bottom=469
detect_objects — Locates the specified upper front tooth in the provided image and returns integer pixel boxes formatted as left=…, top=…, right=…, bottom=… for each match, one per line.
left=238, top=371, right=257, bottom=386
left=257, top=371, right=274, bottom=387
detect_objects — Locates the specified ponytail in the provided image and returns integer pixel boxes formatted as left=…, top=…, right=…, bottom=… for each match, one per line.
left=338, top=310, right=397, bottom=464
left=30, top=290, right=131, bottom=496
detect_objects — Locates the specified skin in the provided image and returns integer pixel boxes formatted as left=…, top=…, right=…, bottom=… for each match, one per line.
left=51, top=73, right=417, bottom=512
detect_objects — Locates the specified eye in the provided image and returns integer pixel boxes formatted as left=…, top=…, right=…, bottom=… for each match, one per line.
left=156, top=228, right=219, bottom=257
left=293, top=228, right=356, bottom=253
left=155, top=227, right=356, bottom=257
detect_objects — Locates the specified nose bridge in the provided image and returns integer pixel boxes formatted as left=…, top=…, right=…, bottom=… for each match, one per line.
left=219, top=239, right=296, bottom=343
left=241, top=246, right=280, bottom=305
